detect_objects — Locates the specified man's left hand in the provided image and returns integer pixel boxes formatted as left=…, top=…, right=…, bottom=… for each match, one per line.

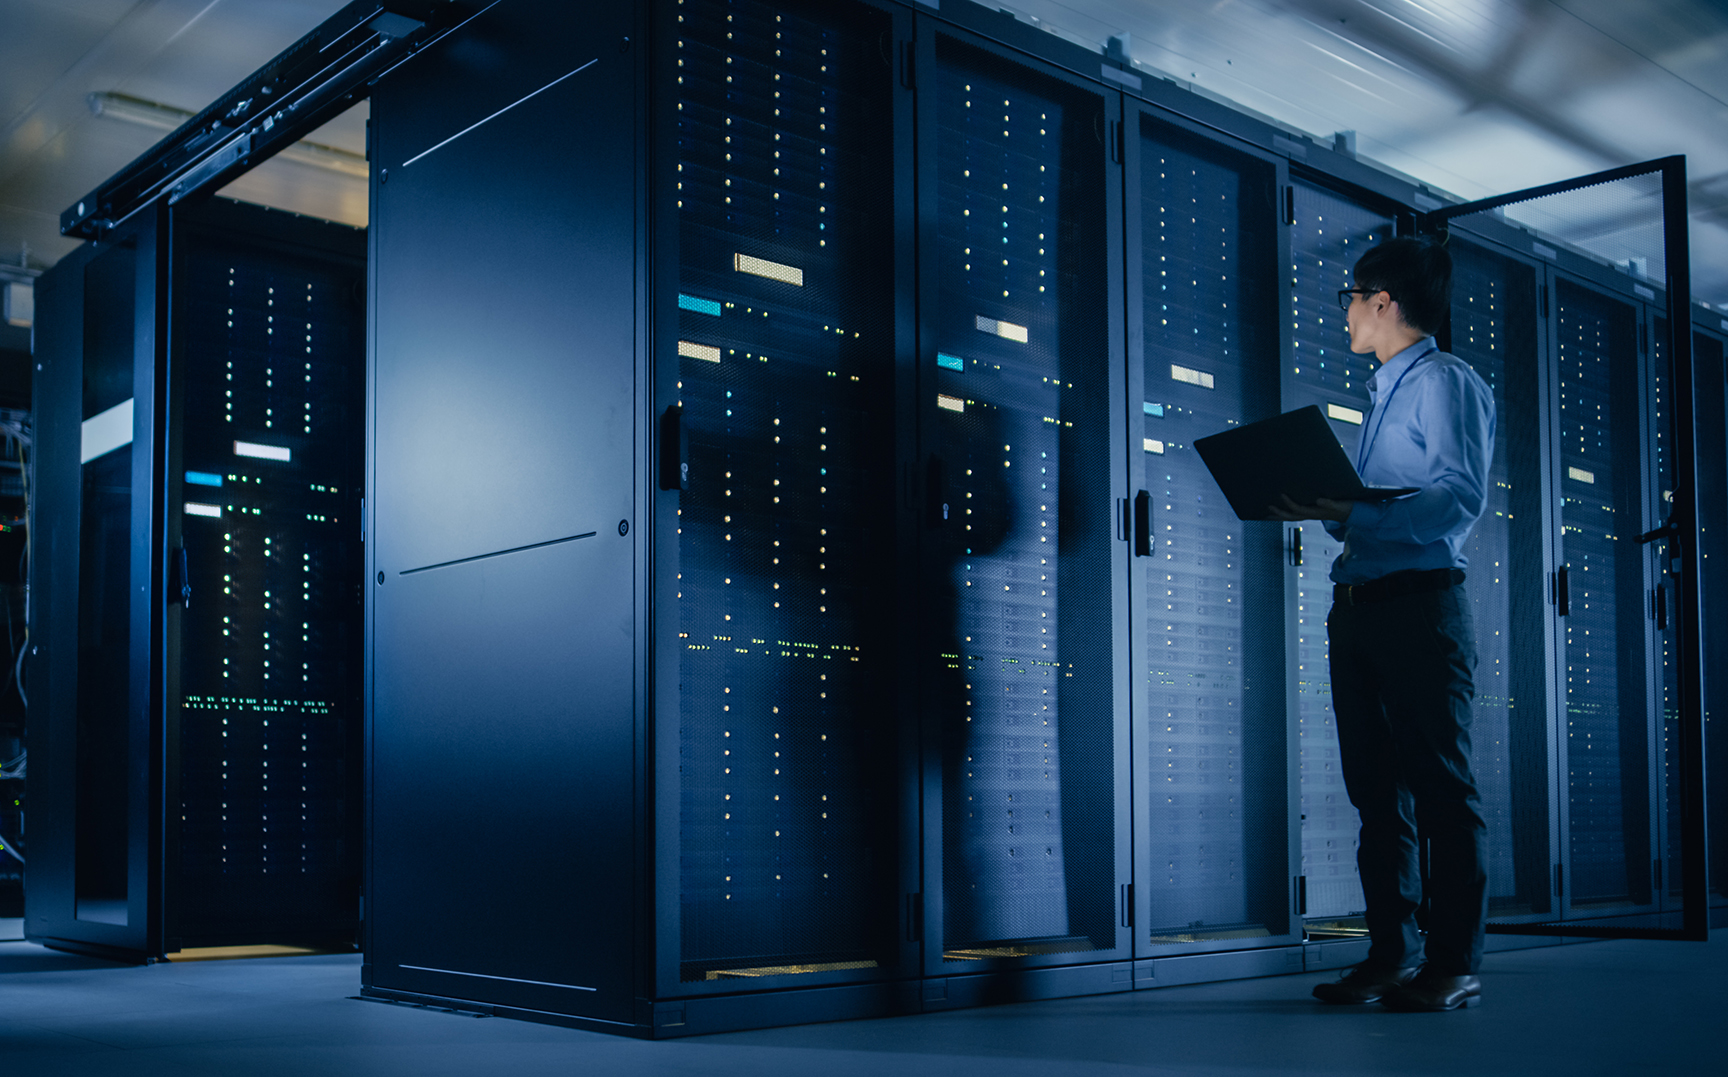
left=1267, top=494, right=1354, bottom=523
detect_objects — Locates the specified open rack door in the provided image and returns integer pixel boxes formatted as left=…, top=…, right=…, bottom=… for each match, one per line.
left=1419, top=156, right=1708, bottom=941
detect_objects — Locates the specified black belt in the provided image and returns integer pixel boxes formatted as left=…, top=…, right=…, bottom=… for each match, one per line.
left=1333, top=568, right=1464, bottom=606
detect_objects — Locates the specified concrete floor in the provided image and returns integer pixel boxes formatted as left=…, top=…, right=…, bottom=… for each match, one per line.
left=1, top=931, right=1722, bottom=1077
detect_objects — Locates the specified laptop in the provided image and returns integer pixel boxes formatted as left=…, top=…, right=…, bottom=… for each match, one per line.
left=1191, top=405, right=1418, bottom=522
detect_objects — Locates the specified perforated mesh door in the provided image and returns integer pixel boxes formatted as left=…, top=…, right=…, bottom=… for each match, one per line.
left=1286, top=183, right=1391, bottom=926
left=1446, top=238, right=1551, bottom=919
left=1430, top=158, right=1705, bottom=937
left=1136, top=118, right=1287, bottom=946
left=672, top=0, right=899, bottom=983
left=1694, top=327, right=1728, bottom=908
left=1553, top=280, right=1655, bottom=914
left=929, top=36, right=1116, bottom=961
left=174, top=217, right=365, bottom=939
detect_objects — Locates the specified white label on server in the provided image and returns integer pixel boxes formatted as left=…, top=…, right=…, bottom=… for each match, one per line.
left=734, top=253, right=804, bottom=286
left=234, top=441, right=292, bottom=462
left=679, top=340, right=722, bottom=363
left=1171, top=364, right=1215, bottom=389
left=975, top=315, right=1029, bottom=343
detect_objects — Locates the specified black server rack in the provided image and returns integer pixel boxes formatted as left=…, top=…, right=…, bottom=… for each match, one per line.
left=1550, top=279, right=1656, bottom=917
left=28, top=198, right=364, bottom=960
left=665, top=0, right=910, bottom=991
left=915, top=25, right=1129, bottom=990
left=1443, top=238, right=1553, bottom=922
left=1123, top=110, right=1295, bottom=957
left=356, top=0, right=1717, bottom=1038
left=1283, top=181, right=1392, bottom=932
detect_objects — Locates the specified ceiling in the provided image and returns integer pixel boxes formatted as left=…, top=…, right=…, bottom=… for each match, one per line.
left=2, top=0, right=1727, bottom=309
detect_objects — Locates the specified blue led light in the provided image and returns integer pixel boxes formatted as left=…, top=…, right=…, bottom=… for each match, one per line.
left=937, top=353, right=964, bottom=371
left=185, top=471, right=224, bottom=487
left=678, top=293, right=723, bottom=317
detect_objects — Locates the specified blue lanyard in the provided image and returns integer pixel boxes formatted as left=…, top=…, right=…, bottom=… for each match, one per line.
left=1356, top=345, right=1437, bottom=473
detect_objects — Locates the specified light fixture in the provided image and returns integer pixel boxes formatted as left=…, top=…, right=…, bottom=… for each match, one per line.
left=87, top=91, right=367, bottom=178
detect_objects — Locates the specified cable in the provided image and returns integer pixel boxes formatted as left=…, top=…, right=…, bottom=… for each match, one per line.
left=9, top=425, right=26, bottom=710
left=0, top=834, right=22, bottom=866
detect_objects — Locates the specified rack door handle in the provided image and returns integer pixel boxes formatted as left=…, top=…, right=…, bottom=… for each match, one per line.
left=926, top=455, right=948, bottom=527
left=1133, top=490, right=1152, bottom=556
left=659, top=405, right=686, bottom=491
left=170, top=547, right=191, bottom=608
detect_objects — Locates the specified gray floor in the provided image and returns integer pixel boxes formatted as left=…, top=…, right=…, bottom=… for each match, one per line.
left=1, top=932, right=1722, bottom=1077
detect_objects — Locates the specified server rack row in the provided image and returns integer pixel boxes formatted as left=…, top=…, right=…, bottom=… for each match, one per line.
left=358, top=0, right=1720, bottom=1037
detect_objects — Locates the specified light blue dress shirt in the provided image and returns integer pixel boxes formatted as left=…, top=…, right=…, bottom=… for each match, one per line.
left=1324, top=336, right=1497, bottom=585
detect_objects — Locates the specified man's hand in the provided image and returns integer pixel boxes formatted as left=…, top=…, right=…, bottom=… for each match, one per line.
left=1267, top=493, right=1354, bottom=523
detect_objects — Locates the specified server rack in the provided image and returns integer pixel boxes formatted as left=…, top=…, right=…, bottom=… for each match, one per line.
left=28, top=198, right=364, bottom=960
left=913, top=20, right=1131, bottom=1000
left=660, top=0, right=916, bottom=1000
left=356, top=0, right=1718, bottom=1038
left=1283, top=181, right=1394, bottom=933
left=1122, top=107, right=1299, bottom=966
left=1442, top=237, right=1553, bottom=925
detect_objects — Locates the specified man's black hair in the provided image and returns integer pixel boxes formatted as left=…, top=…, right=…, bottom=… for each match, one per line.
left=1353, top=236, right=1451, bottom=337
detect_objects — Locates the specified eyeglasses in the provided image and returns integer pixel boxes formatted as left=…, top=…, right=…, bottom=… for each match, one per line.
left=1337, top=287, right=1384, bottom=312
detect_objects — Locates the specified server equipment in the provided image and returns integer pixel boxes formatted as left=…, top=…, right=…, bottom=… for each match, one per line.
left=29, top=198, right=364, bottom=960
left=344, top=0, right=1718, bottom=1038
left=1124, top=114, right=1292, bottom=959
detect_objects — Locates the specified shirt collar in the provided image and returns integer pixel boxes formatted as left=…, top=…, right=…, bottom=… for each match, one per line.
left=1370, top=336, right=1437, bottom=389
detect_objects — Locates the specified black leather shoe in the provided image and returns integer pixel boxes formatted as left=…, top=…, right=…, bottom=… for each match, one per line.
left=1382, top=970, right=1481, bottom=1012
left=1312, top=963, right=1421, bottom=1005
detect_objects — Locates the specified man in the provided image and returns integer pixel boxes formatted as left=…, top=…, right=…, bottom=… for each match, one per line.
left=1270, top=235, right=1496, bottom=1012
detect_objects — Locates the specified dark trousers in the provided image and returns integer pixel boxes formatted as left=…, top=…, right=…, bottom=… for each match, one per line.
left=1327, top=580, right=1488, bottom=974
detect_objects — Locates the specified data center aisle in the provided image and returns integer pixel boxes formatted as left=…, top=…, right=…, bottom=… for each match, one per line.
left=1, top=934, right=1722, bottom=1077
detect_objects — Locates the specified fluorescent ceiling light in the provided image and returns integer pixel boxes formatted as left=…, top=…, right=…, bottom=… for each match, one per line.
left=87, top=92, right=367, bottom=178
